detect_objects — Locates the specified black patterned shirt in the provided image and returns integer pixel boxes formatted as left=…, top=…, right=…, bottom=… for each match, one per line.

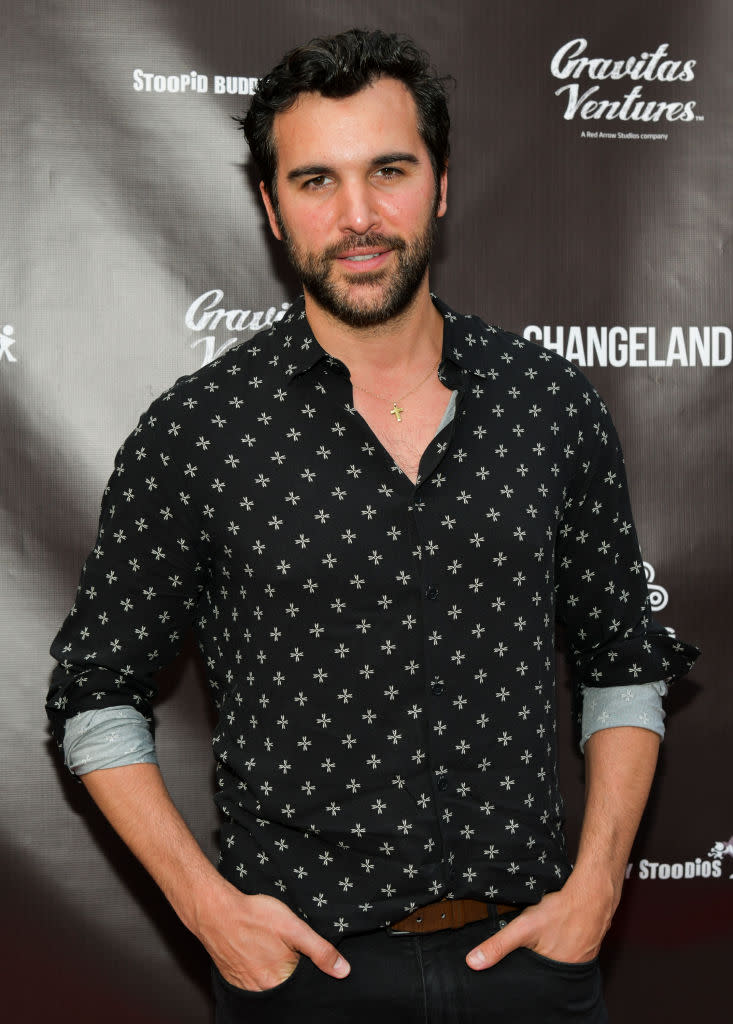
left=47, top=295, right=698, bottom=940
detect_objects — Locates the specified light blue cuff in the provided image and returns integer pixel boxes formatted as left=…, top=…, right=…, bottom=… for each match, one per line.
left=580, top=680, right=667, bottom=752
left=63, top=706, right=157, bottom=775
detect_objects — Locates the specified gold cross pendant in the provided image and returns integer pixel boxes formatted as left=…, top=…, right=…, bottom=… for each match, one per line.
left=389, top=403, right=404, bottom=422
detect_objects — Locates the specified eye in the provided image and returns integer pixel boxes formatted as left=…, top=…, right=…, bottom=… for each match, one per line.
left=303, top=174, right=332, bottom=190
left=375, top=166, right=403, bottom=180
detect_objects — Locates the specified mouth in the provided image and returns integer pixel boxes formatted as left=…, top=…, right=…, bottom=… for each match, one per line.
left=335, top=248, right=392, bottom=271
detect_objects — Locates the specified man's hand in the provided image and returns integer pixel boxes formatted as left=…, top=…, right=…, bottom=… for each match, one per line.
left=196, top=887, right=350, bottom=992
left=466, top=726, right=661, bottom=971
left=465, top=872, right=615, bottom=970
left=79, top=764, right=350, bottom=992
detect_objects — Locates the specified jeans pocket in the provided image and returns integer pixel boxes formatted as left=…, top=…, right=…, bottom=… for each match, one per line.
left=519, top=947, right=599, bottom=972
left=212, top=954, right=307, bottom=1000
left=507, top=947, right=606, bottom=1022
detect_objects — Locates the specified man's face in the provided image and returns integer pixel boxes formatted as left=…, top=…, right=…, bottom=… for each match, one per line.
left=260, top=77, right=447, bottom=329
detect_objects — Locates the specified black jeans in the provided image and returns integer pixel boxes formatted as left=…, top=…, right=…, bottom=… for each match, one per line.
left=212, top=908, right=607, bottom=1023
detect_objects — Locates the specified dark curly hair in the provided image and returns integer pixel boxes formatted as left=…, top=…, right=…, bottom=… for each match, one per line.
left=237, top=28, right=451, bottom=197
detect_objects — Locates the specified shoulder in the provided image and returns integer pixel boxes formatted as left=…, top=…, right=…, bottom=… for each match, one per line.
left=437, top=299, right=608, bottom=415
left=139, top=316, right=295, bottom=429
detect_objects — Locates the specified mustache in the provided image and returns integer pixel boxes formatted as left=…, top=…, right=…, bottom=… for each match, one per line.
left=324, top=234, right=407, bottom=259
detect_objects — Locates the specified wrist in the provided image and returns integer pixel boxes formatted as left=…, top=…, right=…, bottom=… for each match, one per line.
left=564, top=862, right=620, bottom=916
left=572, top=839, right=630, bottom=908
left=166, top=861, right=235, bottom=939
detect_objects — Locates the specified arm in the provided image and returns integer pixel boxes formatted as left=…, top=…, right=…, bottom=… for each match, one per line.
left=466, top=724, right=659, bottom=969
left=81, top=762, right=350, bottom=989
left=48, top=391, right=349, bottom=990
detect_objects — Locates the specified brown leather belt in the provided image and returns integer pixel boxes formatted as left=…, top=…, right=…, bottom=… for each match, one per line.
left=388, top=897, right=519, bottom=935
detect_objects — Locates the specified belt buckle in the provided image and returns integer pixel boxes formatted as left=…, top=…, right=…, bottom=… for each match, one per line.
left=387, top=898, right=454, bottom=935
left=386, top=914, right=424, bottom=936
left=386, top=911, right=427, bottom=936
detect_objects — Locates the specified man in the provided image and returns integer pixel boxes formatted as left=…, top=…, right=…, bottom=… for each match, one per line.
left=47, top=28, right=698, bottom=1023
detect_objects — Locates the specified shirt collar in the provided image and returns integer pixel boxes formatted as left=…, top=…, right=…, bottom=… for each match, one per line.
left=264, top=296, right=328, bottom=381
left=273, top=293, right=506, bottom=383
left=431, top=294, right=509, bottom=378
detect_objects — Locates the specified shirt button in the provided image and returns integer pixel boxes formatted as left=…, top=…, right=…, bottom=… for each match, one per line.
left=425, top=586, right=439, bottom=600
left=431, top=681, right=444, bottom=695
left=437, top=777, right=448, bottom=791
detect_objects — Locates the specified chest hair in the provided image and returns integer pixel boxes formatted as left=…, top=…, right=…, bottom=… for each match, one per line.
left=353, top=381, right=453, bottom=485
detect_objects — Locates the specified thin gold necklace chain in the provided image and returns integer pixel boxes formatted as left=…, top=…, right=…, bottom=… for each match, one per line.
left=351, top=356, right=441, bottom=422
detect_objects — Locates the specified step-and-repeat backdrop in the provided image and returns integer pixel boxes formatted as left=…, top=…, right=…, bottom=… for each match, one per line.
left=2, top=1, right=730, bottom=1020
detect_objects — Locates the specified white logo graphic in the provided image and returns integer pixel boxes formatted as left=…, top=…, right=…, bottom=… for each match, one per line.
left=644, top=562, right=668, bottom=611
left=185, top=289, right=291, bottom=367
left=634, top=855, right=723, bottom=880
left=522, top=324, right=731, bottom=368
left=0, top=324, right=17, bottom=363
left=550, top=38, right=702, bottom=131
left=632, top=835, right=733, bottom=881
left=132, top=70, right=259, bottom=96
left=709, top=838, right=733, bottom=878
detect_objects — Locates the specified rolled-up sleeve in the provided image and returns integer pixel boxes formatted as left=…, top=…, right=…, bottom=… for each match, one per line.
left=554, top=388, right=699, bottom=688
left=63, top=706, right=158, bottom=775
left=580, top=680, right=667, bottom=751
left=46, top=389, right=209, bottom=753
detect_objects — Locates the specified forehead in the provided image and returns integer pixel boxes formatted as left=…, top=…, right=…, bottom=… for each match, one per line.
left=271, top=77, right=425, bottom=171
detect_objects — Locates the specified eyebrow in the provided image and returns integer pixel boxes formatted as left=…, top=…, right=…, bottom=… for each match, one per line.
left=286, top=152, right=420, bottom=182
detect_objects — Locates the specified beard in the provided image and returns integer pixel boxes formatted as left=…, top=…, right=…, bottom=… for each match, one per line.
left=276, top=210, right=438, bottom=329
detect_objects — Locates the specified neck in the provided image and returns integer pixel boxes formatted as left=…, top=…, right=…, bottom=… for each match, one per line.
left=302, top=278, right=444, bottom=379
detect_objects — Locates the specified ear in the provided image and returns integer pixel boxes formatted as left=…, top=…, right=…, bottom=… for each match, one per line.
left=436, top=167, right=448, bottom=219
left=259, top=181, right=283, bottom=241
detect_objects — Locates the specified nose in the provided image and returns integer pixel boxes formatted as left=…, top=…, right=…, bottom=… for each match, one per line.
left=336, top=179, right=381, bottom=236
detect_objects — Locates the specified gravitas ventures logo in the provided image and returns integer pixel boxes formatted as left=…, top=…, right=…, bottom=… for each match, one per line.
left=550, top=38, right=702, bottom=125
left=185, top=289, right=291, bottom=367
